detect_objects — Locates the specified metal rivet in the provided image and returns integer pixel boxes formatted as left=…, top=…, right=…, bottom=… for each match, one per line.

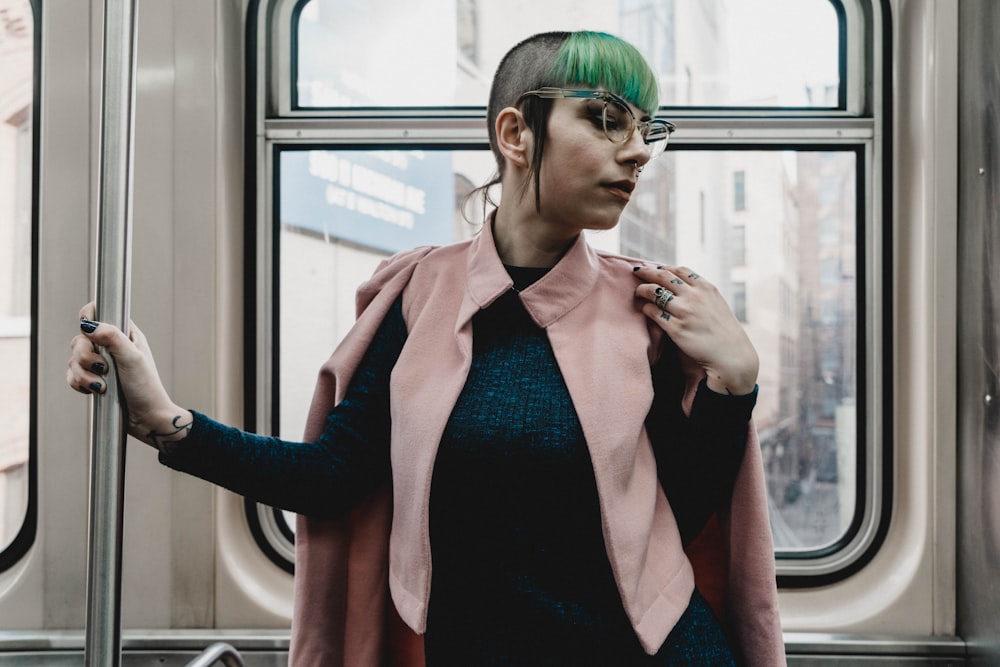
left=986, top=394, right=993, bottom=405
left=979, top=168, right=986, bottom=175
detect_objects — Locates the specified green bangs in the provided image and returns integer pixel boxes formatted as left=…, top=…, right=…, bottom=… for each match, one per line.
left=549, top=31, right=660, bottom=114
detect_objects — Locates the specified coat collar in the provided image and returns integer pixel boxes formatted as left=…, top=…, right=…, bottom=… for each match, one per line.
left=466, top=215, right=601, bottom=329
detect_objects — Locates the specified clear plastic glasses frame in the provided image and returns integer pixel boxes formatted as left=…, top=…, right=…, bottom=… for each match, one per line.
left=515, top=87, right=676, bottom=160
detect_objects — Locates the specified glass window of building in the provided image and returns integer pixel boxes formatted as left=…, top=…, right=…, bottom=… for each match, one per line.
left=734, top=170, right=747, bottom=211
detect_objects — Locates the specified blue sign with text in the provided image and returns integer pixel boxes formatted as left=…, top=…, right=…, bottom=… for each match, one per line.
left=280, top=149, right=455, bottom=254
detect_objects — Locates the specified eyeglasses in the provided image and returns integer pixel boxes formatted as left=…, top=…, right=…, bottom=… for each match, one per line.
left=515, top=87, right=676, bottom=160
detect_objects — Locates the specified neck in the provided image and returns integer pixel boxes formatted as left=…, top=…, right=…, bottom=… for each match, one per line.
left=492, top=205, right=579, bottom=268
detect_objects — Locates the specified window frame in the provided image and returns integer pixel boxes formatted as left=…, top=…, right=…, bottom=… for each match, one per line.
left=246, top=0, right=893, bottom=586
left=0, top=0, right=40, bottom=574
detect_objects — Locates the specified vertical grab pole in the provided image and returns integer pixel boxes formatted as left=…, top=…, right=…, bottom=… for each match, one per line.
left=85, top=0, right=137, bottom=665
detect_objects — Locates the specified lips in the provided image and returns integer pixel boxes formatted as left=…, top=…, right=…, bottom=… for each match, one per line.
left=603, top=180, right=636, bottom=200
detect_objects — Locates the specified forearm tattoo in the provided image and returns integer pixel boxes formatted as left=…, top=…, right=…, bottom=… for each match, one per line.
left=149, top=415, right=193, bottom=452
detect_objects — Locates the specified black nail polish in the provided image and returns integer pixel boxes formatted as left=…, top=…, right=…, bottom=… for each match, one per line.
left=80, top=318, right=98, bottom=334
left=76, top=385, right=92, bottom=395
left=89, top=382, right=103, bottom=392
left=632, top=265, right=642, bottom=271
left=91, top=362, right=107, bottom=374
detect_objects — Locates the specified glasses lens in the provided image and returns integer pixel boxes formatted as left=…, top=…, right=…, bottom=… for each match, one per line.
left=644, top=122, right=673, bottom=160
left=642, top=121, right=672, bottom=143
left=602, top=97, right=632, bottom=143
left=646, top=138, right=668, bottom=161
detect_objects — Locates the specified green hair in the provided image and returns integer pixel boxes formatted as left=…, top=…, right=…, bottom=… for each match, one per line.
left=550, top=32, right=660, bottom=113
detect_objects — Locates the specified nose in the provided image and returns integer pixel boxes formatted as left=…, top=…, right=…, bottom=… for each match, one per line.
left=619, top=129, right=652, bottom=169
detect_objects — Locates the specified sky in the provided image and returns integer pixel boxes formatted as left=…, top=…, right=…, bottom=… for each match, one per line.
left=725, top=0, right=842, bottom=106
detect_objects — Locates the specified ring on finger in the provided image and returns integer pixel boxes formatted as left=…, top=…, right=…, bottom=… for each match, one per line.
left=654, top=286, right=675, bottom=310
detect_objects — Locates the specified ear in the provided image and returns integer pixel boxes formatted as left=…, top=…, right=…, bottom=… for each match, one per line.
left=495, top=106, right=532, bottom=168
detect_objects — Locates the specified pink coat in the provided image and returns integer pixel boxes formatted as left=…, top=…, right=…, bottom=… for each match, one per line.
left=290, top=219, right=785, bottom=666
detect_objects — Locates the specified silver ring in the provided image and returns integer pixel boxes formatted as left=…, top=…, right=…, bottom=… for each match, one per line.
left=654, top=287, right=674, bottom=310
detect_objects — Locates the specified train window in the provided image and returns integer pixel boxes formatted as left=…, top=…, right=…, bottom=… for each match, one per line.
left=252, top=0, right=886, bottom=582
left=0, top=0, right=35, bottom=566
left=275, top=148, right=491, bottom=437
left=290, top=0, right=842, bottom=109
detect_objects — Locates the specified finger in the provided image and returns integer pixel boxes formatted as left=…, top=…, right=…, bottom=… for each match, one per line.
left=79, top=318, right=136, bottom=356
left=635, top=282, right=682, bottom=311
left=66, top=359, right=107, bottom=395
left=633, top=264, right=695, bottom=290
left=129, top=322, right=148, bottom=350
left=671, top=265, right=705, bottom=284
left=68, top=336, right=108, bottom=371
left=655, top=266, right=690, bottom=288
left=69, top=330, right=108, bottom=367
left=641, top=301, right=674, bottom=327
left=66, top=367, right=92, bottom=395
left=78, top=301, right=97, bottom=322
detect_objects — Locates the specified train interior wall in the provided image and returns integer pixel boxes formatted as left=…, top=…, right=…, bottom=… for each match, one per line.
left=0, top=0, right=998, bottom=664
left=956, top=0, right=1000, bottom=665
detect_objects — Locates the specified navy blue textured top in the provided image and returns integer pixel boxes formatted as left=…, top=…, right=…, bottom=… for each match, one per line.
left=160, top=266, right=754, bottom=664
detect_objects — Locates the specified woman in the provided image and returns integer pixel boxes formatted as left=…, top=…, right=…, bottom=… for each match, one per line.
left=68, top=31, right=784, bottom=666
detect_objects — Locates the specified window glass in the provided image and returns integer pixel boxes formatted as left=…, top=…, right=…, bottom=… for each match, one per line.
left=731, top=225, right=746, bottom=266
left=294, top=0, right=841, bottom=109
left=734, top=170, right=747, bottom=210
left=276, top=148, right=496, bottom=438
left=0, top=0, right=33, bottom=555
left=275, top=147, right=859, bottom=553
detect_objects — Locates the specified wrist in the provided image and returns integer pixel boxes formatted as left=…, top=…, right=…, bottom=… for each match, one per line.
left=704, top=365, right=758, bottom=396
left=705, top=376, right=755, bottom=396
left=705, top=349, right=759, bottom=396
left=139, top=407, right=194, bottom=452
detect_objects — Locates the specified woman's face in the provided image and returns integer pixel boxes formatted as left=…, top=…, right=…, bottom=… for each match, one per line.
left=534, top=94, right=653, bottom=234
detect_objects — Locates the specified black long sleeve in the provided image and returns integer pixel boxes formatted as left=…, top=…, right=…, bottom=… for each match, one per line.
left=646, top=345, right=756, bottom=546
left=158, top=298, right=408, bottom=518
left=159, top=289, right=754, bottom=543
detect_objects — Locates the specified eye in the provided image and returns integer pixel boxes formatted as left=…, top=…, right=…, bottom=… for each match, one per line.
left=584, top=100, right=606, bottom=128
left=603, top=100, right=628, bottom=131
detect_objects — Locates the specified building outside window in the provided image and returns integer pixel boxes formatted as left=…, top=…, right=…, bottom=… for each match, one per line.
left=734, top=169, right=746, bottom=211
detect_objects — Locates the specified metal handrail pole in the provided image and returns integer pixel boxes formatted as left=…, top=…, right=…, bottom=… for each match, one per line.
left=185, top=642, right=247, bottom=667
left=84, top=0, right=138, bottom=666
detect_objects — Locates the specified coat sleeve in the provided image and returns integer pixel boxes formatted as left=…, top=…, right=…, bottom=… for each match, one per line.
left=678, top=375, right=786, bottom=666
left=290, top=248, right=432, bottom=667
left=721, top=422, right=786, bottom=666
